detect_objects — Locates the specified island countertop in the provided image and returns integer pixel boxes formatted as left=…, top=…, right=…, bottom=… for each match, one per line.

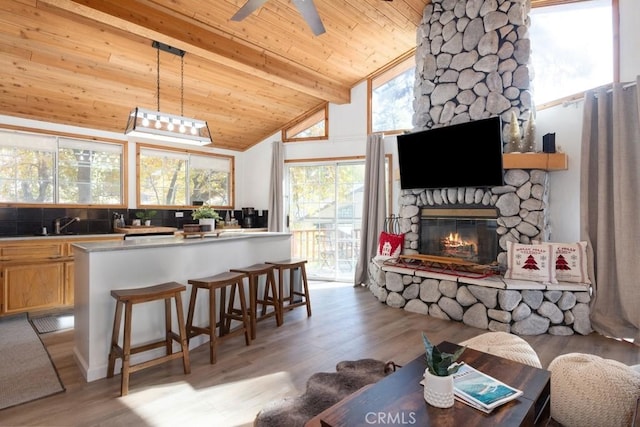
left=71, top=231, right=290, bottom=253
left=73, top=231, right=292, bottom=382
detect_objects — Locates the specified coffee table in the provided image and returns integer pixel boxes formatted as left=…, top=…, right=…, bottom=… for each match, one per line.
left=305, top=341, right=550, bottom=427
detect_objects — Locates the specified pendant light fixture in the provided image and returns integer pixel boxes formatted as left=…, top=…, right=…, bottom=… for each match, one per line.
left=125, top=41, right=212, bottom=146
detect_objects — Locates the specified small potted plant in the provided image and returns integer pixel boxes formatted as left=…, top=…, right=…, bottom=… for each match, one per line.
left=135, top=209, right=157, bottom=226
left=422, top=332, right=465, bottom=408
left=191, top=204, right=220, bottom=231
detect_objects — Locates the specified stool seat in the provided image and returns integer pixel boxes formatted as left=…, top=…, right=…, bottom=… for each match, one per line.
left=186, top=271, right=251, bottom=364
left=230, top=263, right=283, bottom=340
left=266, top=259, right=312, bottom=319
left=107, top=281, right=191, bottom=396
left=110, top=282, right=186, bottom=303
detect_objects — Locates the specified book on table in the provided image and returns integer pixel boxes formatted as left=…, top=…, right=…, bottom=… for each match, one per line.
left=452, top=363, right=523, bottom=413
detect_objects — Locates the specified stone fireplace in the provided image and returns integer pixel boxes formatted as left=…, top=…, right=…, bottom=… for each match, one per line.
left=366, top=0, right=592, bottom=337
left=401, top=169, right=550, bottom=269
left=400, top=0, right=543, bottom=269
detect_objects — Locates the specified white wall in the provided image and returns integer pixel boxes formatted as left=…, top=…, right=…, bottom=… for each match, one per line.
left=240, top=0, right=640, bottom=243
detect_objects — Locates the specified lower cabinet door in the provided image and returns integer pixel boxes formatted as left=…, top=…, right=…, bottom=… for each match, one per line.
left=2, top=262, right=64, bottom=314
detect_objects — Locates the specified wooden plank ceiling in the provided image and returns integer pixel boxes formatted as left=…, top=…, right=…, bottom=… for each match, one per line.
left=0, top=0, right=426, bottom=151
left=0, top=0, right=584, bottom=151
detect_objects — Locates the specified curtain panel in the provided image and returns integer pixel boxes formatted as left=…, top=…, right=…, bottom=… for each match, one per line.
left=268, top=140, right=284, bottom=232
left=354, top=134, right=386, bottom=286
left=581, top=77, right=640, bottom=344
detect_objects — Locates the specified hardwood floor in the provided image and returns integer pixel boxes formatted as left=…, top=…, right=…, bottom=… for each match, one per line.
left=3, top=282, right=639, bottom=426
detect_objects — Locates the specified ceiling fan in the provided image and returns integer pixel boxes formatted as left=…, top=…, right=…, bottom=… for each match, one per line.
left=232, top=0, right=326, bottom=36
left=231, top=0, right=394, bottom=36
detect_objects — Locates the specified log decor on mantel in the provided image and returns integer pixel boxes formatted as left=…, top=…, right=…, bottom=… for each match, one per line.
left=503, top=153, right=568, bottom=171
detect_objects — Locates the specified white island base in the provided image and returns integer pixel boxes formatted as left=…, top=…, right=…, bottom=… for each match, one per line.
left=72, top=232, right=292, bottom=382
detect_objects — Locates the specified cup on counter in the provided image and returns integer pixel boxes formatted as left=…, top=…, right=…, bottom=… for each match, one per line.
left=132, top=219, right=141, bottom=226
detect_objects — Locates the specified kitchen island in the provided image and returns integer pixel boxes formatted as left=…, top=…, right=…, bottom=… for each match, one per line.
left=72, top=232, right=291, bottom=382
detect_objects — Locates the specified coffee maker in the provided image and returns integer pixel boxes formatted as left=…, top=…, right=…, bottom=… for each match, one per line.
left=242, top=207, right=256, bottom=228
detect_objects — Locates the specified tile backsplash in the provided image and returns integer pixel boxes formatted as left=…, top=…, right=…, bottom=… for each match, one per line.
left=0, top=207, right=262, bottom=236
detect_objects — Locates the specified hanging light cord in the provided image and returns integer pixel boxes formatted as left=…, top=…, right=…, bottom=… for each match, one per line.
left=181, top=55, right=184, bottom=117
left=156, top=46, right=161, bottom=112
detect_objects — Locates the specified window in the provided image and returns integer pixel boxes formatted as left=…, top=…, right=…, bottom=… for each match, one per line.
left=369, top=54, right=416, bottom=134
left=282, top=104, right=328, bottom=142
left=530, top=0, right=614, bottom=107
left=0, top=129, right=124, bottom=205
left=137, top=144, right=233, bottom=208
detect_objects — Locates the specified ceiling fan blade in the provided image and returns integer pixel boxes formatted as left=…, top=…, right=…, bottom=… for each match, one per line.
left=231, top=0, right=269, bottom=21
left=292, top=0, right=326, bottom=36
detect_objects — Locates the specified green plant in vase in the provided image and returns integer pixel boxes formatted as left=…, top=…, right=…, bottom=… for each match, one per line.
left=422, top=332, right=465, bottom=408
left=135, top=209, right=157, bottom=225
left=422, top=332, right=465, bottom=376
left=191, top=204, right=221, bottom=221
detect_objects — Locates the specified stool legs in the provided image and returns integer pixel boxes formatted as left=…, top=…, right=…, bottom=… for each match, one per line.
left=186, top=273, right=251, bottom=364
left=269, top=260, right=312, bottom=319
left=246, top=270, right=282, bottom=340
left=108, top=284, right=190, bottom=396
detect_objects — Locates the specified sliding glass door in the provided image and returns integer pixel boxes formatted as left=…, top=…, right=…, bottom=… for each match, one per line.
left=285, top=161, right=365, bottom=281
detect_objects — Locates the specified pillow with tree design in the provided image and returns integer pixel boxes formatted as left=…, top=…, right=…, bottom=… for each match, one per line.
left=505, top=241, right=557, bottom=284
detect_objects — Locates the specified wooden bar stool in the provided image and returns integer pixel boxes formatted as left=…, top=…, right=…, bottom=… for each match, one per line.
left=266, top=259, right=312, bottom=319
left=107, top=282, right=191, bottom=396
left=186, top=271, right=251, bottom=364
left=229, top=263, right=283, bottom=340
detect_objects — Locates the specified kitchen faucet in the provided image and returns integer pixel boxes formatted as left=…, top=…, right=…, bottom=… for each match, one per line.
left=54, top=216, right=81, bottom=234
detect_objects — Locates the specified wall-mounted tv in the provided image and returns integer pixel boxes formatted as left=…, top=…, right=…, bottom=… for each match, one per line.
left=397, top=116, right=504, bottom=190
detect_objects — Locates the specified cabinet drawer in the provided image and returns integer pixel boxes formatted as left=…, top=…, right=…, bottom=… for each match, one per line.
left=0, top=242, right=65, bottom=261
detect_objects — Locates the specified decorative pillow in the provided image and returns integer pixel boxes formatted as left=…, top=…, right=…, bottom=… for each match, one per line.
left=376, top=231, right=404, bottom=259
left=504, top=242, right=556, bottom=284
left=549, top=241, right=591, bottom=284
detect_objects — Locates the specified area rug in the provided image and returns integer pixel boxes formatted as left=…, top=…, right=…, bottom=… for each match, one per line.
left=254, top=359, right=398, bottom=427
left=30, top=312, right=74, bottom=334
left=0, top=314, right=65, bottom=410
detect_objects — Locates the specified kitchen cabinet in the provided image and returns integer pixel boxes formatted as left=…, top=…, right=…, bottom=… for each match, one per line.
left=0, top=235, right=122, bottom=315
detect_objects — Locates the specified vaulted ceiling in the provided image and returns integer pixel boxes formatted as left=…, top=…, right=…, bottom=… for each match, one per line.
left=0, top=0, right=430, bottom=151
left=0, top=0, right=584, bottom=151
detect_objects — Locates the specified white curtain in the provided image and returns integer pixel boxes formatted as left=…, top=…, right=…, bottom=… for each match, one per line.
left=581, top=77, right=640, bottom=344
left=354, top=134, right=387, bottom=286
left=268, top=140, right=284, bottom=232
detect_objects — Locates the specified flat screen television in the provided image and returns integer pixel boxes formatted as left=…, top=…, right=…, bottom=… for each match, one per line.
left=397, top=116, right=504, bottom=190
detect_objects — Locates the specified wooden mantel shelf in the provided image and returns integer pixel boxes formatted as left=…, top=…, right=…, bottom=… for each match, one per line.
left=503, top=152, right=568, bottom=170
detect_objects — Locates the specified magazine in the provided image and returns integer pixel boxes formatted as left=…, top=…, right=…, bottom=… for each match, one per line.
left=452, top=363, right=523, bottom=413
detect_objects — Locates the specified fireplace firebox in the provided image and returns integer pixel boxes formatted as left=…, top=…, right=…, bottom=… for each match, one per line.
left=420, top=208, right=498, bottom=265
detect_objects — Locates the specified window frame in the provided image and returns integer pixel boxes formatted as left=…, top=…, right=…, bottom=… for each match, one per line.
left=282, top=104, right=329, bottom=143
left=0, top=127, right=127, bottom=208
left=136, top=143, right=234, bottom=210
left=531, top=0, right=620, bottom=110
left=367, top=51, right=416, bottom=136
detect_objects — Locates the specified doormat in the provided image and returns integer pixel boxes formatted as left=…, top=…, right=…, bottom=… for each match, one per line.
left=0, top=314, right=65, bottom=410
left=30, top=313, right=74, bottom=334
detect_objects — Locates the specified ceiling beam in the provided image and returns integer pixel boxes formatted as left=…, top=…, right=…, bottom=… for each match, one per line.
left=38, top=0, right=351, bottom=104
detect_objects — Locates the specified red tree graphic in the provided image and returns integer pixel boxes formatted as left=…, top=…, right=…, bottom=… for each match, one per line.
left=522, top=254, right=540, bottom=270
left=556, top=254, right=571, bottom=271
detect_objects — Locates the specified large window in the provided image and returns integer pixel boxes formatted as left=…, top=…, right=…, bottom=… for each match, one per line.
left=530, top=0, right=614, bottom=107
left=137, top=145, right=233, bottom=208
left=0, top=129, right=124, bottom=205
left=369, top=54, right=416, bottom=134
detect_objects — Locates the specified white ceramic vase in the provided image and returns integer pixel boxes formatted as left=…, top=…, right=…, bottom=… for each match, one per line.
left=198, top=218, right=216, bottom=231
left=423, top=369, right=455, bottom=408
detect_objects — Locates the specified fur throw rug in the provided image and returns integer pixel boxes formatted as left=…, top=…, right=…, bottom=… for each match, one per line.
left=254, top=359, right=398, bottom=427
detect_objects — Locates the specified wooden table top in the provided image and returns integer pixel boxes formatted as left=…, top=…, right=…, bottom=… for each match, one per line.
left=306, top=341, right=550, bottom=427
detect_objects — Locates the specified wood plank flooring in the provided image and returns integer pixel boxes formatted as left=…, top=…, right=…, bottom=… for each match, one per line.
left=2, top=282, right=639, bottom=426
